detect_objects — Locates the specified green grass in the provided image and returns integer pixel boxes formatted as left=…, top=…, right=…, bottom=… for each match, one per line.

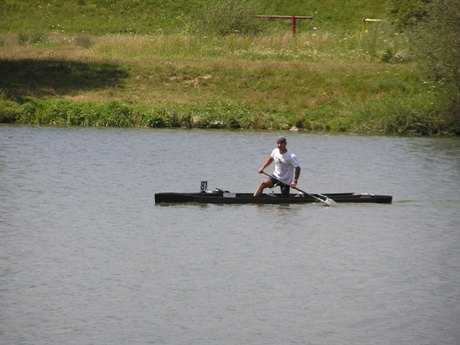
left=0, top=0, right=457, bottom=135
left=0, top=0, right=390, bottom=34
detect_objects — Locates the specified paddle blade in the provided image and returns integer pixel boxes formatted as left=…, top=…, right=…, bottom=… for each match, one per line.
left=323, top=197, right=337, bottom=206
left=314, top=194, right=336, bottom=206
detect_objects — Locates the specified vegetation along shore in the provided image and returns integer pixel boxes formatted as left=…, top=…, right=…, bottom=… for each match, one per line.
left=1, top=0, right=459, bottom=135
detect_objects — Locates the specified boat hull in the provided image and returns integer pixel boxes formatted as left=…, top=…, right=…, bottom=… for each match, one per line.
left=154, top=192, right=392, bottom=205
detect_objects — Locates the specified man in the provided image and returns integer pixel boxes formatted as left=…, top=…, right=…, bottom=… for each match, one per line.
left=253, top=136, right=301, bottom=197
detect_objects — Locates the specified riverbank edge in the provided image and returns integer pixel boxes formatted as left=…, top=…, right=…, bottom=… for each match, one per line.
left=1, top=97, right=457, bottom=136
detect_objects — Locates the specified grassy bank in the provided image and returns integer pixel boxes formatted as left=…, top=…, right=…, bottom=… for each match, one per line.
left=0, top=1, right=458, bottom=135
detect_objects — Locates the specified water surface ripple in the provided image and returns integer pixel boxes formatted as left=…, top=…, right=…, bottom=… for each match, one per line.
left=1, top=126, right=459, bottom=345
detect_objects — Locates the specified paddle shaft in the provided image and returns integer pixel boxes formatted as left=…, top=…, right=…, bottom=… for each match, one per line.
left=261, top=171, right=329, bottom=204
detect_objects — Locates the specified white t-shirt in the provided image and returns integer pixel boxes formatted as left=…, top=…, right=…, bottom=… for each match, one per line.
left=271, top=148, right=300, bottom=184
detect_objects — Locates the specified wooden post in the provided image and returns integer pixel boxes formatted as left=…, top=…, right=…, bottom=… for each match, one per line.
left=256, top=15, right=313, bottom=37
left=291, top=16, right=297, bottom=36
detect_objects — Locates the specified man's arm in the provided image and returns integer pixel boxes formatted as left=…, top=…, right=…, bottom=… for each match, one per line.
left=258, top=157, right=274, bottom=173
left=291, top=166, right=301, bottom=187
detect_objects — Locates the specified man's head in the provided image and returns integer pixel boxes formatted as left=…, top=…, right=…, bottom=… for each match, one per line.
left=277, top=136, right=287, bottom=144
left=276, top=136, right=287, bottom=151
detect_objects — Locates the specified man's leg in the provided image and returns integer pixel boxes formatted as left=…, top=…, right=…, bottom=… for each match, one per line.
left=280, top=184, right=290, bottom=197
left=253, top=178, right=274, bottom=196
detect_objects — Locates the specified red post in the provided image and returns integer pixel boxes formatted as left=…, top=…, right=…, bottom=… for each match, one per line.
left=256, top=15, right=313, bottom=37
left=292, top=16, right=297, bottom=36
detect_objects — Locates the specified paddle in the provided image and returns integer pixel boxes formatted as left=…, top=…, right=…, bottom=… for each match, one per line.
left=261, top=171, right=336, bottom=206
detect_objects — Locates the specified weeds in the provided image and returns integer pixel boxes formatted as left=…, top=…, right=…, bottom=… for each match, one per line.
left=197, top=0, right=267, bottom=36
left=74, top=34, right=92, bottom=48
left=17, top=29, right=47, bottom=45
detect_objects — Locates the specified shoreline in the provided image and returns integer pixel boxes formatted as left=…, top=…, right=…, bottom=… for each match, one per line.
left=0, top=32, right=458, bottom=136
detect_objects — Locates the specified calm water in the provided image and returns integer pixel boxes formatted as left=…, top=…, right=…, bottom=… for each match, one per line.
left=1, top=126, right=459, bottom=345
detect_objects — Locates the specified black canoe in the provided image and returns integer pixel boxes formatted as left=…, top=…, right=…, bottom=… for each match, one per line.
left=155, top=190, right=392, bottom=205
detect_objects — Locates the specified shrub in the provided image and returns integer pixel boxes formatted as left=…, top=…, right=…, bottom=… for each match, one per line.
left=99, top=101, right=133, bottom=127
left=390, top=0, right=430, bottom=30
left=408, top=0, right=460, bottom=122
left=0, top=99, right=17, bottom=123
left=138, top=109, right=170, bottom=128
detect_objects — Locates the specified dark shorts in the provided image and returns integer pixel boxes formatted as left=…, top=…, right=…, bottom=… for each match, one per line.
left=270, top=176, right=290, bottom=197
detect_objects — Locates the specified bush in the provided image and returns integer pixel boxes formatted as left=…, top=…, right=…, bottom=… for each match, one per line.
left=407, top=0, right=460, bottom=122
left=138, top=109, right=170, bottom=128
left=0, top=99, right=17, bottom=123
left=390, top=0, right=431, bottom=30
left=98, top=101, right=133, bottom=127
